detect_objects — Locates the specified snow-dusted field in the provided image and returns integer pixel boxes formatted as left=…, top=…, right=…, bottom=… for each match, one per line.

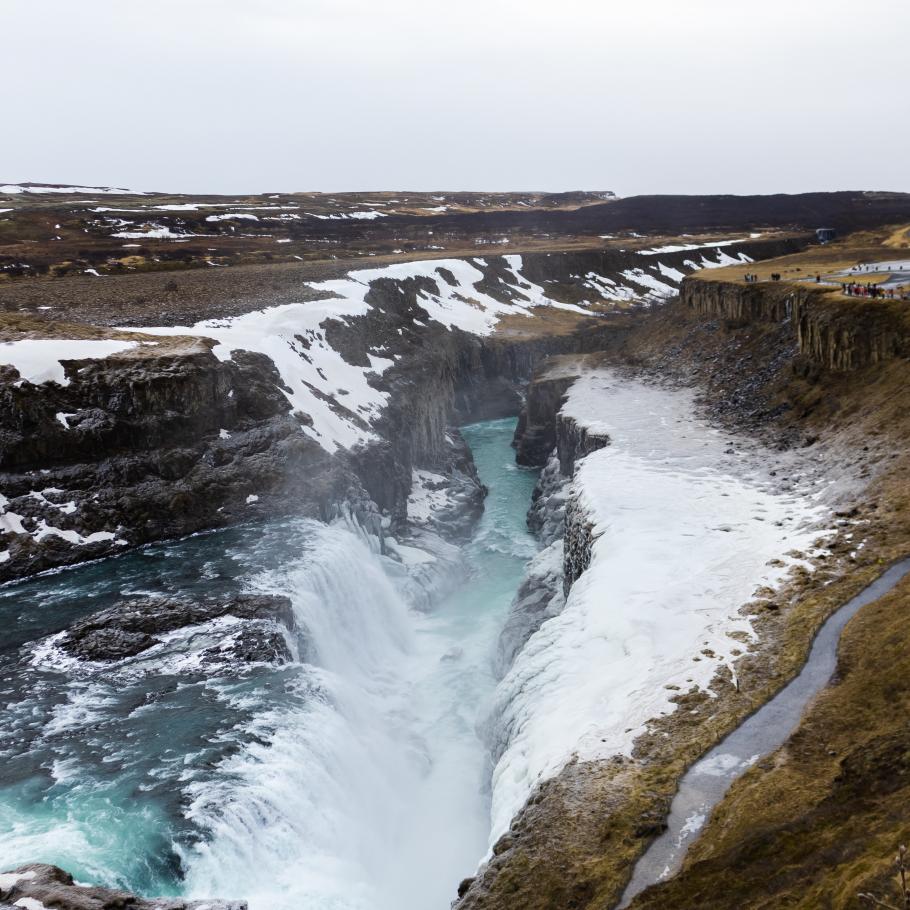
left=487, top=368, right=831, bottom=844
left=0, top=184, right=146, bottom=195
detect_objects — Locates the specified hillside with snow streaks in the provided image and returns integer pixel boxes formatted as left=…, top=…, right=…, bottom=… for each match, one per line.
left=0, top=251, right=728, bottom=464
left=310, top=256, right=592, bottom=337
left=127, top=255, right=687, bottom=452
left=486, top=369, right=830, bottom=845
left=125, top=254, right=731, bottom=452
left=132, top=300, right=394, bottom=453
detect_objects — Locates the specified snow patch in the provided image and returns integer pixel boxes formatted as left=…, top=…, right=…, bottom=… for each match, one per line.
left=385, top=537, right=437, bottom=565
left=640, top=238, right=753, bottom=255
left=14, top=897, right=48, bottom=910
left=0, top=339, right=136, bottom=386
left=0, top=184, right=145, bottom=195
left=407, top=469, right=451, bottom=524
left=205, top=213, right=260, bottom=222
left=307, top=210, right=387, bottom=220
left=0, top=871, right=36, bottom=891
left=112, top=224, right=200, bottom=240
left=619, top=268, right=679, bottom=300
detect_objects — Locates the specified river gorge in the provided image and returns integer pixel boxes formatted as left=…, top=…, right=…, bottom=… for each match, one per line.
left=0, top=418, right=538, bottom=909
left=3, top=209, right=910, bottom=910
left=0, top=360, right=834, bottom=910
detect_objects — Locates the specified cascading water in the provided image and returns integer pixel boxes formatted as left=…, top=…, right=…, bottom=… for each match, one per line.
left=0, top=418, right=538, bottom=910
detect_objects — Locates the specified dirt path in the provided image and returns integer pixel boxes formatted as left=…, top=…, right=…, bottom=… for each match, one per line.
left=618, top=557, right=910, bottom=908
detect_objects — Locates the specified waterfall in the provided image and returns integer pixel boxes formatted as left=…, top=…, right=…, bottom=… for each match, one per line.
left=177, top=483, right=525, bottom=910
left=178, top=523, right=431, bottom=909
left=0, top=419, right=534, bottom=910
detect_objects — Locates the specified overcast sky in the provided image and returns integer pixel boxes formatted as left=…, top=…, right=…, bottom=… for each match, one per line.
left=5, top=0, right=908, bottom=196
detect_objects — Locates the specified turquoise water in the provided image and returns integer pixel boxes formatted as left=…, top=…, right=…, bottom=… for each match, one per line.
left=0, top=418, right=539, bottom=910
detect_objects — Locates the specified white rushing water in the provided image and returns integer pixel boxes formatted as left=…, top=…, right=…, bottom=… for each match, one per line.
left=179, top=526, right=419, bottom=909
left=175, top=420, right=539, bottom=909
left=0, top=420, right=535, bottom=909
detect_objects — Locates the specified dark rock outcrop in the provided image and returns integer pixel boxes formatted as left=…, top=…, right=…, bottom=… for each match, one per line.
left=0, top=864, right=245, bottom=910
left=562, top=495, right=597, bottom=595
left=59, top=593, right=303, bottom=664
left=513, top=372, right=577, bottom=467
left=513, top=354, right=612, bottom=472
left=0, top=341, right=355, bottom=583
left=555, top=414, right=609, bottom=476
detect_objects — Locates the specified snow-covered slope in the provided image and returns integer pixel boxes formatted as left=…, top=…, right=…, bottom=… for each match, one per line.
left=125, top=254, right=694, bottom=453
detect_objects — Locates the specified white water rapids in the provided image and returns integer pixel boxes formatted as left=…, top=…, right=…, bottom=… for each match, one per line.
left=0, top=418, right=538, bottom=910
left=178, top=421, right=539, bottom=908
left=177, top=530, right=478, bottom=908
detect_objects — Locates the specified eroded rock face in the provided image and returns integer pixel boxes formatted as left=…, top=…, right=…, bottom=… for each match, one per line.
left=0, top=343, right=354, bottom=583
left=513, top=354, right=612, bottom=470
left=562, top=495, right=598, bottom=596
left=555, top=414, right=609, bottom=476
left=681, top=276, right=910, bottom=371
left=59, top=593, right=303, bottom=665
left=0, top=863, right=246, bottom=910
left=513, top=372, right=576, bottom=467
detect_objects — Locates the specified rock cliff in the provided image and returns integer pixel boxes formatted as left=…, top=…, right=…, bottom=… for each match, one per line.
left=0, top=340, right=356, bottom=582
left=682, top=276, right=910, bottom=371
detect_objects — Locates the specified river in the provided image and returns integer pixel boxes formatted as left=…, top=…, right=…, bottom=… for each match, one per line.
left=0, top=418, right=538, bottom=910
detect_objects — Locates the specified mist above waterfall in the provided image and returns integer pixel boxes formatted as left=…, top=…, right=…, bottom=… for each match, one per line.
left=0, top=419, right=538, bottom=910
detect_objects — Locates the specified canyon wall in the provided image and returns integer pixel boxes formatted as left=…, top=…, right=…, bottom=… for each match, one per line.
left=0, top=342, right=359, bottom=581
left=0, top=249, right=652, bottom=583
left=682, top=277, right=909, bottom=371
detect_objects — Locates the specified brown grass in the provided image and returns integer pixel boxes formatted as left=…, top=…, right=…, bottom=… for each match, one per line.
left=691, top=224, right=910, bottom=295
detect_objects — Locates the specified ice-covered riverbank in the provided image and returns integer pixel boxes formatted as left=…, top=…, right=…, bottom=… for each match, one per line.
left=485, top=368, right=832, bottom=846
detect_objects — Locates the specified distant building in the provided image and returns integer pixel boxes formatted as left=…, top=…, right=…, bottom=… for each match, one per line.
left=816, top=227, right=837, bottom=243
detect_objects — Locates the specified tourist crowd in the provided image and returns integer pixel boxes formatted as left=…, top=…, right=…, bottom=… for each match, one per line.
left=842, top=283, right=909, bottom=300
left=743, top=273, right=783, bottom=282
